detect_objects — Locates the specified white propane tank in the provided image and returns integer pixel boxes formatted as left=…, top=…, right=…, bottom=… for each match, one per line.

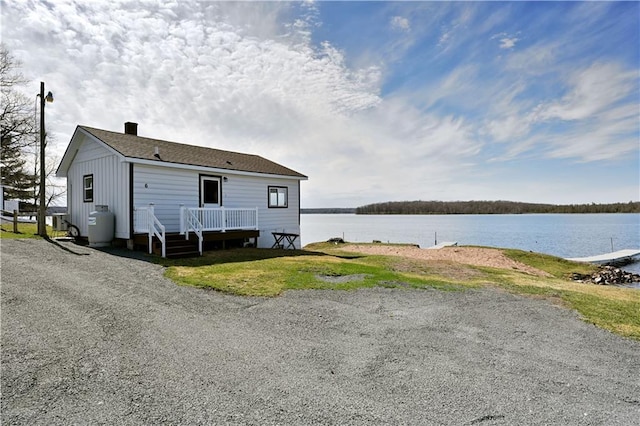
left=88, top=205, right=114, bottom=247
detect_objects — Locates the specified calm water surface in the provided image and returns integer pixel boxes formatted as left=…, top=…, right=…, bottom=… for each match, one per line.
left=300, top=214, right=640, bottom=274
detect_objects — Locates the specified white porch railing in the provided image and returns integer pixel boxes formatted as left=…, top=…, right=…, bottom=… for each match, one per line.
left=133, top=207, right=150, bottom=233
left=180, top=206, right=259, bottom=233
left=134, top=206, right=258, bottom=257
left=134, top=204, right=166, bottom=258
left=181, top=206, right=259, bottom=256
left=184, top=208, right=203, bottom=256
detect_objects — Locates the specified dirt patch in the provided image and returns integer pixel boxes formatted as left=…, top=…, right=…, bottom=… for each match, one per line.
left=339, top=244, right=551, bottom=277
left=387, top=257, right=484, bottom=281
left=315, top=273, right=370, bottom=284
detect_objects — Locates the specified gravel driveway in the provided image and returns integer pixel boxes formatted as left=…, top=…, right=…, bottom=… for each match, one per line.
left=1, top=238, right=639, bottom=425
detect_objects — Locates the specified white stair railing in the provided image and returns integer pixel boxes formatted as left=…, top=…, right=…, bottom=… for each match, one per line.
left=183, top=206, right=203, bottom=256
left=146, top=204, right=166, bottom=258
left=137, top=205, right=258, bottom=257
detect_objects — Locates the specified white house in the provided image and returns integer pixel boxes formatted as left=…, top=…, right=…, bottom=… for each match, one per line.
left=56, top=122, right=307, bottom=256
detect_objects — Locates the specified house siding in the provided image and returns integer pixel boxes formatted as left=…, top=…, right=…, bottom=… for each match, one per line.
left=133, top=164, right=199, bottom=232
left=224, top=174, right=301, bottom=249
left=133, top=164, right=301, bottom=248
left=66, top=134, right=129, bottom=238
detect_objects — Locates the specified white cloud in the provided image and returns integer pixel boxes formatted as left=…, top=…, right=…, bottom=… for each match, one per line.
left=390, top=16, right=410, bottom=32
left=4, top=1, right=380, bottom=135
left=491, top=32, right=520, bottom=49
left=3, top=0, right=486, bottom=208
left=535, top=63, right=636, bottom=121
left=485, top=62, right=639, bottom=163
left=544, top=103, right=639, bottom=162
left=499, top=37, right=518, bottom=49
left=528, top=62, right=638, bottom=161
left=435, top=4, right=486, bottom=57
left=505, top=42, right=558, bottom=74
left=438, top=31, right=452, bottom=47
left=484, top=115, right=530, bottom=143
left=2, top=1, right=637, bottom=207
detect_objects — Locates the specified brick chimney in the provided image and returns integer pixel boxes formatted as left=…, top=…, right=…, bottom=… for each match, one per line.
left=124, top=122, right=138, bottom=136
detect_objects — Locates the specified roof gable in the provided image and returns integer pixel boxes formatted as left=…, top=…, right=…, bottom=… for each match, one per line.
left=64, top=126, right=307, bottom=179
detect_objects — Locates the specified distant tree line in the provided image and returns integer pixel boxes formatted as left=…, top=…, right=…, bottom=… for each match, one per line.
left=355, top=200, right=640, bottom=215
left=301, top=208, right=356, bottom=214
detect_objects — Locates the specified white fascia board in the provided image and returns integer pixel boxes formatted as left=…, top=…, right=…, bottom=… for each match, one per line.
left=127, top=157, right=308, bottom=181
left=79, top=128, right=128, bottom=160
left=56, top=127, right=127, bottom=177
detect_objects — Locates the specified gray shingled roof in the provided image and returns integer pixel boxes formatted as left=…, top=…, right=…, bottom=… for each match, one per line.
left=80, top=126, right=307, bottom=178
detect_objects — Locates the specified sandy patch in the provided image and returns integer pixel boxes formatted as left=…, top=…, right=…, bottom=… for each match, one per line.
left=339, top=244, right=551, bottom=277
left=315, top=273, right=370, bottom=284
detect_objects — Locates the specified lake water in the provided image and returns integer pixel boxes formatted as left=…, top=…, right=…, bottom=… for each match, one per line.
left=300, top=213, right=640, bottom=275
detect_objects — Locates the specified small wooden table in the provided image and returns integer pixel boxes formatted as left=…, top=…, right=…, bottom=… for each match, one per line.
left=271, top=232, right=299, bottom=249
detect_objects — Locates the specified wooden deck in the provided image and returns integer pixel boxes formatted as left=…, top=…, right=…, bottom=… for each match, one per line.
left=566, top=249, right=640, bottom=266
left=133, top=229, right=260, bottom=257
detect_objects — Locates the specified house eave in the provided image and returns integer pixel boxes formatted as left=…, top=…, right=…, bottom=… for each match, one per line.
left=126, top=157, right=308, bottom=180
left=56, top=126, right=128, bottom=177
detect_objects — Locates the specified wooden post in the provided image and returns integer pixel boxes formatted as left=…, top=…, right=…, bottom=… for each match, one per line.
left=38, top=82, right=47, bottom=237
left=148, top=203, right=154, bottom=254
left=179, top=204, right=185, bottom=235
left=255, top=206, right=259, bottom=230
left=13, top=210, right=18, bottom=233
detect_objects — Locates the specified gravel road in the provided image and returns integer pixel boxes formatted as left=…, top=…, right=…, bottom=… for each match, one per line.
left=1, top=238, right=639, bottom=425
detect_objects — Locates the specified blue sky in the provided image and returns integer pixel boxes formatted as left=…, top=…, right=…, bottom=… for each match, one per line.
left=2, top=1, right=639, bottom=207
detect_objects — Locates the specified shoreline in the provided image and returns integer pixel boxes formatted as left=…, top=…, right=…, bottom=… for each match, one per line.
left=335, top=244, right=551, bottom=276
left=329, top=243, right=640, bottom=288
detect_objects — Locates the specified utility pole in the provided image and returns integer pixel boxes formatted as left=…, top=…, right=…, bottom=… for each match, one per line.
left=37, top=82, right=53, bottom=237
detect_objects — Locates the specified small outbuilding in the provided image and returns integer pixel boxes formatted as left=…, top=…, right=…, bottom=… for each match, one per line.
left=56, top=122, right=307, bottom=256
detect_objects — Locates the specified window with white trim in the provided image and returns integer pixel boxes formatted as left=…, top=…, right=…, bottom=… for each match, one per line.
left=83, top=174, right=93, bottom=202
left=268, top=186, right=288, bottom=208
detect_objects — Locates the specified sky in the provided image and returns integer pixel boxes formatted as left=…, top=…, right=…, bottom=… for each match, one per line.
left=2, top=0, right=639, bottom=208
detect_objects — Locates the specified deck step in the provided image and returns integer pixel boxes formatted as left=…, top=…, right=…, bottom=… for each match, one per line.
left=153, top=234, right=200, bottom=258
left=166, top=250, right=201, bottom=259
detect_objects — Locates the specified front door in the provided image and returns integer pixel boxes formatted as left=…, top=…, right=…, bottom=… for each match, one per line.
left=200, top=176, right=221, bottom=208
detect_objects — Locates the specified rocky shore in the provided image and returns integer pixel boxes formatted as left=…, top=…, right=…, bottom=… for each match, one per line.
left=571, top=266, right=640, bottom=286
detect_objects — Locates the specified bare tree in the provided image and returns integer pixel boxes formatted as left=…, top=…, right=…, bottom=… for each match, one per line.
left=1, top=44, right=35, bottom=149
left=1, top=44, right=37, bottom=204
left=1, top=44, right=65, bottom=222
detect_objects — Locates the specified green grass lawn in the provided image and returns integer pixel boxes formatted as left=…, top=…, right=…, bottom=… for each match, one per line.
left=502, top=248, right=597, bottom=278
left=162, top=247, right=466, bottom=297
left=160, top=243, right=640, bottom=340
left=0, top=222, right=59, bottom=239
left=4, top=225, right=637, bottom=341
left=1, top=222, right=39, bottom=238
